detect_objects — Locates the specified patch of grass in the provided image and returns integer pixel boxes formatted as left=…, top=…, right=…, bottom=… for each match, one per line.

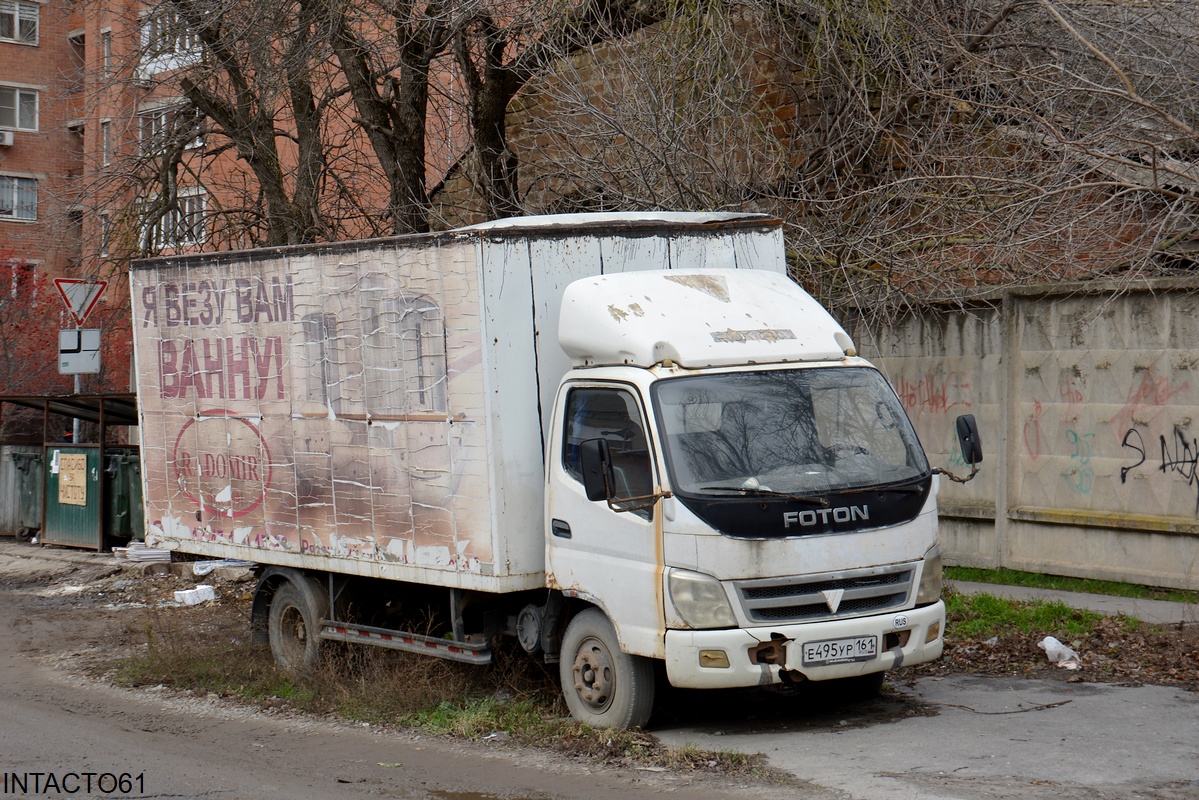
left=945, top=566, right=1199, bottom=604
left=943, top=589, right=1108, bottom=640
left=401, top=694, right=782, bottom=780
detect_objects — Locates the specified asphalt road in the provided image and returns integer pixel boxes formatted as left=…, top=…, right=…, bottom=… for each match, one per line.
left=2, top=609, right=760, bottom=800
left=656, top=674, right=1199, bottom=799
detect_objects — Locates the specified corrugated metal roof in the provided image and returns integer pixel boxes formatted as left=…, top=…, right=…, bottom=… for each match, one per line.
left=0, top=394, right=138, bottom=427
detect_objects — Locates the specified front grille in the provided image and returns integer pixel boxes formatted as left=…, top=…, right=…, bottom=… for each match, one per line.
left=734, top=563, right=916, bottom=624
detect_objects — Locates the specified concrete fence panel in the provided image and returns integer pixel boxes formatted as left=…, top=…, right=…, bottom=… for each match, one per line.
left=847, top=279, right=1199, bottom=591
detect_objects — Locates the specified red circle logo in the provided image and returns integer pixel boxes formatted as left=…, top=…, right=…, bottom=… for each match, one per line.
left=172, top=410, right=273, bottom=518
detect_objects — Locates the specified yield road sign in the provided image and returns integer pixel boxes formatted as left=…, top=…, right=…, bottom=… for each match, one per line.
left=54, top=279, right=108, bottom=326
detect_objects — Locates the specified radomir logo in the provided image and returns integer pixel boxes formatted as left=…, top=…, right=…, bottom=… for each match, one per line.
left=172, top=410, right=272, bottom=518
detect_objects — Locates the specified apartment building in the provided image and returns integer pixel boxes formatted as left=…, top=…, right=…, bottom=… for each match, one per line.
left=0, top=0, right=489, bottom=401
left=0, top=0, right=96, bottom=395
left=0, top=0, right=164, bottom=397
left=0, top=0, right=78, bottom=259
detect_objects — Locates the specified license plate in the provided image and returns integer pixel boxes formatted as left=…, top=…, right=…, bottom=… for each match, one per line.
left=802, top=635, right=878, bottom=666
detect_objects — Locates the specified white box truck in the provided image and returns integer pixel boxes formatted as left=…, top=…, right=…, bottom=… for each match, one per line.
left=130, top=212, right=979, bottom=728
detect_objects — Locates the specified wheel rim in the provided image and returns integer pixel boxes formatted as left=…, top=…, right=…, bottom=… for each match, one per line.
left=278, top=603, right=308, bottom=665
left=571, top=635, right=615, bottom=713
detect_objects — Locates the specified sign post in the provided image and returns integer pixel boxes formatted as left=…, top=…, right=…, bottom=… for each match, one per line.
left=53, top=279, right=109, bottom=440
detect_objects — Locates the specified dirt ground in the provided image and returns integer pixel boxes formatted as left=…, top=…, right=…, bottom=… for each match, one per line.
left=1, top=538, right=802, bottom=800
left=2, top=535, right=1198, bottom=799
left=7, top=537, right=1196, bottom=695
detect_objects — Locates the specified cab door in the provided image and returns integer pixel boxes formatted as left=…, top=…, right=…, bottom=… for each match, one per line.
left=546, top=383, right=664, bottom=658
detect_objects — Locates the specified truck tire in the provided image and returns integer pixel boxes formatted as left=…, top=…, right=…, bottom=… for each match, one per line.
left=559, top=609, right=655, bottom=729
left=268, top=579, right=327, bottom=672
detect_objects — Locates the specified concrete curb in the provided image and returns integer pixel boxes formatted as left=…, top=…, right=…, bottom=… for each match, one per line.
left=949, top=580, right=1199, bottom=625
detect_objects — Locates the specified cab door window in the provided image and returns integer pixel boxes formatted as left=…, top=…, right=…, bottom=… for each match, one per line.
left=562, top=387, right=654, bottom=519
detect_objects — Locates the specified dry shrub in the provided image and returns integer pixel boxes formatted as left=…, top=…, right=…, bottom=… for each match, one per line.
left=114, top=596, right=560, bottom=722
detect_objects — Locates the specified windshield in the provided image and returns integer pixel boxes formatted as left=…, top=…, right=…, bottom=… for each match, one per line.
left=653, top=367, right=929, bottom=498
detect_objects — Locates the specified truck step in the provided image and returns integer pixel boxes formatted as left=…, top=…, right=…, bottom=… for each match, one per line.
left=320, top=621, right=492, bottom=665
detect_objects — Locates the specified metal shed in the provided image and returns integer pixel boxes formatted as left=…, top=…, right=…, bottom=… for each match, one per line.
left=0, top=394, right=139, bottom=550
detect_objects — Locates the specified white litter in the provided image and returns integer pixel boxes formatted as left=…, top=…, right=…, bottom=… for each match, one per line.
left=119, top=542, right=171, bottom=562
left=174, top=585, right=216, bottom=605
left=1038, top=636, right=1081, bottom=670
left=192, top=559, right=255, bottom=576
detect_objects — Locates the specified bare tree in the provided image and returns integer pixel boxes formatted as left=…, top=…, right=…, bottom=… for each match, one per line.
left=308, top=0, right=456, bottom=234
left=168, top=0, right=336, bottom=246
left=499, top=0, right=1198, bottom=321
left=77, top=0, right=1199, bottom=322
left=499, top=3, right=786, bottom=213
left=77, top=0, right=425, bottom=257
left=450, top=0, right=672, bottom=220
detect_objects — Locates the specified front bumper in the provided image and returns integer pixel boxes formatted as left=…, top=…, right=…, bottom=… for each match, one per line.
left=663, top=600, right=945, bottom=690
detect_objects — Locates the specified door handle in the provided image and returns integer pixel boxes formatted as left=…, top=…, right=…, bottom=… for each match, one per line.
left=551, top=519, right=572, bottom=539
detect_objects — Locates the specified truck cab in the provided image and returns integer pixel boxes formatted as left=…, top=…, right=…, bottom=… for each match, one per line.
left=544, top=269, right=949, bottom=727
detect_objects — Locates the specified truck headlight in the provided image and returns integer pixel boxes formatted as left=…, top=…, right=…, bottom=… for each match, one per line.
left=916, top=543, right=943, bottom=605
left=668, top=569, right=737, bottom=629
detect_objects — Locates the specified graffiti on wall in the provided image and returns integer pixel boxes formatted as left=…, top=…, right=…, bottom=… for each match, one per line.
left=1063, top=429, right=1095, bottom=495
left=872, top=293, right=1199, bottom=520
left=1024, top=401, right=1045, bottom=461
left=894, top=373, right=973, bottom=418
left=1120, top=426, right=1199, bottom=513
left=1108, top=366, right=1189, bottom=441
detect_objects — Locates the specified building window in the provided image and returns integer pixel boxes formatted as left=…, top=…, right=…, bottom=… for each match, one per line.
left=148, top=188, right=205, bottom=248
left=99, top=213, right=111, bottom=257
left=101, top=30, right=112, bottom=75
left=0, top=86, right=36, bottom=130
left=100, top=119, right=111, bottom=165
left=141, top=6, right=197, bottom=60
left=0, top=176, right=37, bottom=221
left=0, top=1, right=38, bottom=45
left=138, top=108, right=164, bottom=153
left=139, top=105, right=203, bottom=154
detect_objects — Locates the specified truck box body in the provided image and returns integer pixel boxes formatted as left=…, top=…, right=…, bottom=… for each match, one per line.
left=130, top=213, right=784, bottom=592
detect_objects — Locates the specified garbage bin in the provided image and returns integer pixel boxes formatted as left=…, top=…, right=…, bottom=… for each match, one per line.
left=105, top=451, right=144, bottom=543
left=10, top=451, right=43, bottom=541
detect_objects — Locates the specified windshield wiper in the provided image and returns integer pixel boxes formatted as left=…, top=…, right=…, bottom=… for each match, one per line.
left=698, top=486, right=830, bottom=506
left=837, top=479, right=928, bottom=496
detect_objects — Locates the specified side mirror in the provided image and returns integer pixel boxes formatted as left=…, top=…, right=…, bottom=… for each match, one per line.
left=956, top=414, right=983, bottom=465
left=579, top=438, right=611, bottom=502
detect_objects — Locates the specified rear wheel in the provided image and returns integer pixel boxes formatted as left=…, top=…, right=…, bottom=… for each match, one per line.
left=559, top=609, right=655, bottom=729
left=268, top=579, right=327, bottom=672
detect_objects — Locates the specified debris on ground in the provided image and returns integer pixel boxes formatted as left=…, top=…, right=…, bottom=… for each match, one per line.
left=1037, top=636, right=1082, bottom=669
left=112, top=542, right=171, bottom=562
left=907, top=616, right=1199, bottom=692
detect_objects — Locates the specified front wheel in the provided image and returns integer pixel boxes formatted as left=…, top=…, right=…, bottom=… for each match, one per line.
left=559, top=609, right=655, bottom=729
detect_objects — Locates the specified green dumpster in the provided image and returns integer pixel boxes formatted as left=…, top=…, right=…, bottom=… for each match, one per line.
left=43, top=447, right=102, bottom=549
left=105, top=451, right=144, bottom=542
left=10, top=451, right=43, bottom=540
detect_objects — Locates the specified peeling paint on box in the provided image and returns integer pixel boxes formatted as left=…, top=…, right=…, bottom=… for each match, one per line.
left=134, top=242, right=495, bottom=575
